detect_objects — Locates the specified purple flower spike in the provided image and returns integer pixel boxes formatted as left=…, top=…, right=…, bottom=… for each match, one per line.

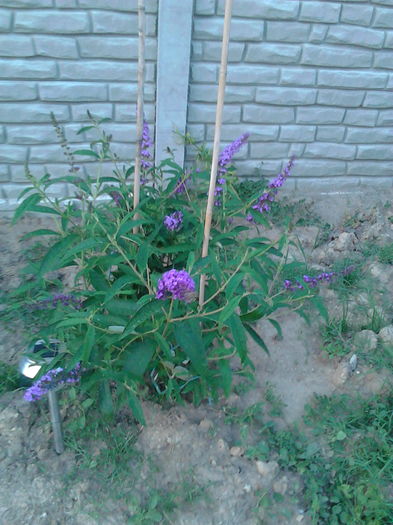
left=24, top=363, right=81, bottom=402
left=156, top=269, right=196, bottom=303
left=214, top=133, right=249, bottom=204
left=110, top=191, right=122, bottom=206
left=30, top=294, right=83, bottom=311
left=283, top=266, right=354, bottom=292
left=141, top=120, right=153, bottom=170
left=248, top=157, right=295, bottom=219
left=164, top=211, right=183, bottom=232
left=218, top=133, right=249, bottom=176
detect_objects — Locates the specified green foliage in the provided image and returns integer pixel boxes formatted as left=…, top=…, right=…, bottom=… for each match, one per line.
left=227, top=392, right=393, bottom=525
left=320, top=314, right=352, bottom=358
left=378, top=242, right=393, bottom=265
left=0, top=361, right=19, bottom=395
left=10, top=116, right=316, bottom=421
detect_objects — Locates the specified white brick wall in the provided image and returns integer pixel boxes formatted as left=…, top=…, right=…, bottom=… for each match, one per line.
left=1, top=0, right=393, bottom=209
left=0, top=0, right=158, bottom=208
left=188, top=0, right=393, bottom=186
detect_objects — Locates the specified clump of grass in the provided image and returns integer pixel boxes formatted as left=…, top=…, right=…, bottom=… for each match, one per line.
left=331, top=257, right=364, bottom=291
left=225, top=393, right=393, bottom=524
left=378, top=243, right=393, bottom=265
left=320, top=315, right=352, bottom=358
left=0, top=361, right=19, bottom=395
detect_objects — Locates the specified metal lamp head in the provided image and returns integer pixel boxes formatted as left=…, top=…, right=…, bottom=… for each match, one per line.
left=19, top=339, right=61, bottom=382
left=19, top=339, right=65, bottom=454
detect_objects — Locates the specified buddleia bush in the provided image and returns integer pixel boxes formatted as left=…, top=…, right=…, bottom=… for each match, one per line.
left=11, top=115, right=319, bottom=423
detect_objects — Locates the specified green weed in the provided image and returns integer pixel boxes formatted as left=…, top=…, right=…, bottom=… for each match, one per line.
left=320, top=315, right=352, bottom=358
left=225, top=392, right=393, bottom=524
left=0, top=361, right=19, bottom=395
left=378, top=243, right=393, bottom=265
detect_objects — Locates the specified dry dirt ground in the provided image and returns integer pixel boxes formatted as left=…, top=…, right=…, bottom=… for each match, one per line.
left=0, top=189, right=392, bottom=525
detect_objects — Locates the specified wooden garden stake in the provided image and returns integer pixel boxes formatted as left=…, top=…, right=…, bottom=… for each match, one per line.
left=199, top=0, right=233, bottom=307
left=133, top=0, right=146, bottom=234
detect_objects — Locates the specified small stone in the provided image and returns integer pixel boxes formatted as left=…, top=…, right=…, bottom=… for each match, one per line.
left=230, top=446, right=245, bottom=457
left=256, top=460, right=279, bottom=477
left=353, top=330, right=378, bottom=353
left=332, top=361, right=350, bottom=385
left=379, top=325, right=393, bottom=346
left=217, top=438, right=227, bottom=451
left=243, top=484, right=251, bottom=493
left=273, top=475, right=288, bottom=495
left=199, top=418, right=213, bottom=430
left=329, top=232, right=357, bottom=252
left=349, top=354, right=358, bottom=372
left=296, top=515, right=305, bottom=522
left=369, top=262, right=392, bottom=285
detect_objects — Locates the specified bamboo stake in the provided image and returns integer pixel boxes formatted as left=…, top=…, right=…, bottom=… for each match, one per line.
left=133, top=0, right=146, bottom=234
left=199, top=0, right=233, bottom=307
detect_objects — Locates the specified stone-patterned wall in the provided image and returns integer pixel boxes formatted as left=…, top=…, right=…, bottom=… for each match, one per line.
left=1, top=0, right=393, bottom=210
left=188, top=0, right=393, bottom=188
left=0, top=0, right=157, bottom=209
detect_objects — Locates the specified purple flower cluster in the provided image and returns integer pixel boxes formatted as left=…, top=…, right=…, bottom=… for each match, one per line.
left=283, top=266, right=354, bottom=292
left=31, top=294, right=83, bottom=311
left=110, top=191, right=122, bottom=206
left=141, top=120, right=153, bottom=170
left=24, top=364, right=81, bottom=402
left=247, top=157, right=295, bottom=221
left=218, top=133, right=250, bottom=176
left=284, top=272, right=335, bottom=291
left=174, top=178, right=187, bottom=194
left=156, top=269, right=196, bottom=303
left=164, top=211, right=183, bottom=232
left=215, top=133, right=249, bottom=206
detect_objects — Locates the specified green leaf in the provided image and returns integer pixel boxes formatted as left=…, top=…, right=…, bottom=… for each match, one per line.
left=76, top=125, right=95, bottom=135
left=218, top=296, right=242, bottom=324
left=118, top=218, right=154, bottom=237
left=218, top=359, right=233, bottom=397
left=73, top=149, right=99, bottom=158
left=227, top=314, right=248, bottom=363
left=16, top=186, right=35, bottom=200
left=240, top=302, right=269, bottom=323
left=20, top=228, right=60, bottom=241
left=29, top=205, right=62, bottom=216
left=81, top=325, right=95, bottom=362
left=55, top=316, right=89, bottom=328
left=157, top=243, right=195, bottom=254
left=226, top=272, right=246, bottom=298
left=123, top=339, right=155, bottom=378
left=103, top=275, right=135, bottom=303
left=244, top=323, right=270, bottom=355
left=267, top=318, right=283, bottom=340
left=173, top=319, right=207, bottom=375
left=106, top=298, right=138, bottom=317
left=121, top=298, right=163, bottom=339
left=98, top=381, right=114, bottom=415
left=89, top=270, right=109, bottom=292
left=127, top=390, right=145, bottom=424
left=39, top=235, right=78, bottom=274
left=13, top=193, right=41, bottom=224
left=186, top=251, right=195, bottom=273
left=65, top=238, right=102, bottom=260
left=136, top=243, right=150, bottom=274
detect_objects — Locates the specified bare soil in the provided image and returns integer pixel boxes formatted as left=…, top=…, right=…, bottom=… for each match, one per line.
left=0, top=191, right=392, bottom=525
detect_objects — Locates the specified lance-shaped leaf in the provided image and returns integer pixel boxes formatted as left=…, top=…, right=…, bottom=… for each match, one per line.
left=173, top=319, right=207, bottom=375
